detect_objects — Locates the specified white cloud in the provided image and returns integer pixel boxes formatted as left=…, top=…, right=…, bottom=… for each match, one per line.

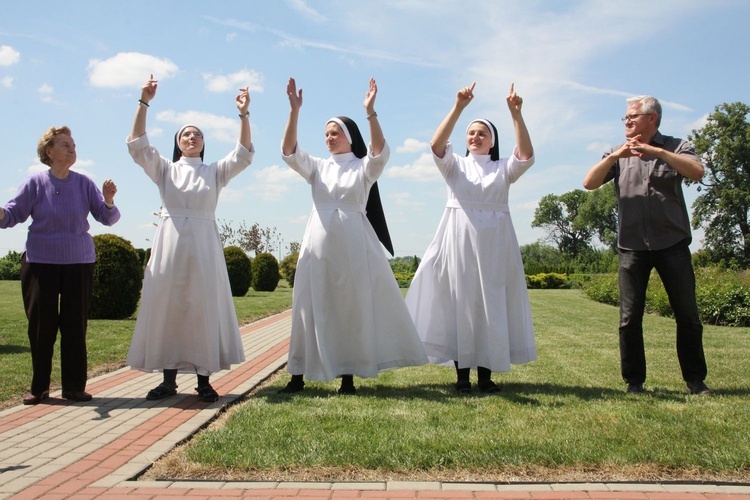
left=0, top=45, right=20, bottom=66
left=396, top=138, right=429, bottom=154
left=0, top=76, right=13, bottom=88
left=202, top=69, right=264, bottom=93
left=155, top=109, right=241, bottom=144
left=586, top=141, right=612, bottom=153
left=285, top=0, right=327, bottom=23
left=87, top=52, right=179, bottom=89
left=685, top=113, right=709, bottom=136
left=391, top=191, right=425, bottom=208
left=204, top=16, right=441, bottom=68
left=148, top=126, right=164, bottom=138
left=385, top=152, right=442, bottom=182
left=38, top=83, right=54, bottom=103
left=27, top=162, right=47, bottom=174
left=247, top=164, right=299, bottom=202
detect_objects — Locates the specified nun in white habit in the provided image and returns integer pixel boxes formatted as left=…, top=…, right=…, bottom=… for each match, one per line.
left=125, top=75, right=254, bottom=403
left=279, top=77, right=427, bottom=394
left=405, top=82, right=537, bottom=394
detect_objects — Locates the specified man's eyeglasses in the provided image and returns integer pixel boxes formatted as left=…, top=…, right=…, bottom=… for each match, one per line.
left=621, top=114, right=649, bottom=123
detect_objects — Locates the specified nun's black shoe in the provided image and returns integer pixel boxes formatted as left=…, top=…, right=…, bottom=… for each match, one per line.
left=338, top=384, right=357, bottom=395
left=455, top=381, right=472, bottom=394
left=146, top=383, right=177, bottom=400
left=626, top=383, right=645, bottom=394
left=196, top=384, right=219, bottom=403
left=478, top=380, right=501, bottom=393
left=279, top=379, right=305, bottom=393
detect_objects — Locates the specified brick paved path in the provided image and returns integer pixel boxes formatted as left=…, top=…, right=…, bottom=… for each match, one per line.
left=1, top=310, right=748, bottom=499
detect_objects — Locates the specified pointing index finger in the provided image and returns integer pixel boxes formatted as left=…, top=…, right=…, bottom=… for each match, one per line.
left=509, top=82, right=515, bottom=95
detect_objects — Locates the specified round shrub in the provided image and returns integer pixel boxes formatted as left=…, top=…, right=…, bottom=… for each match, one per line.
left=90, top=234, right=143, bottom=319
left=279, top=251, right=299, bottom=288
left=224, top=245, right=252, bottom=297
left=252, top=252, right=280, bottom=292
left=0, top=250, right=22, bottom=280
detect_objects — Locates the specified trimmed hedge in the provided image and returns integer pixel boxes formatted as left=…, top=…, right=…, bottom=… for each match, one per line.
left=279, top=251, right=299, bottom=288
left=252, top=252, right=280, bottom=292
left=526, top=273, right=569, bottom=289
left=582, top=268, right=750, bottom=327
left=224, top=246, right=252, bottom=297
left=90, top=234, right=143, bottom=319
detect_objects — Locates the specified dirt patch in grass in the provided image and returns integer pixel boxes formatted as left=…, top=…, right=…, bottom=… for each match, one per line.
left=140, top=456, right=750, bottom=485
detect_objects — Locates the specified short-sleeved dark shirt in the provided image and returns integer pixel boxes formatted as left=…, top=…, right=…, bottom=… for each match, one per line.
left=603, top=131, right=700, bottom=251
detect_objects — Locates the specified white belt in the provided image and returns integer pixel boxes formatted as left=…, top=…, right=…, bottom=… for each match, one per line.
left=160, top=208, right=216, bottom=220
left=446, top=199, right=509, bottom=212
left=313, top=201, right=365, bottom=213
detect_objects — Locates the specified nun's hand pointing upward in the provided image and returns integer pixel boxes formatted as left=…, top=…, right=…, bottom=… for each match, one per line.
left=287, top=77, right=303, bottom=110
left=363, top=78, right=377, bottom=115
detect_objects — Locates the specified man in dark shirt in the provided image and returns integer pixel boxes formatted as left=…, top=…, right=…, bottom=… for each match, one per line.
left=583, top=95, right=712, bottom=395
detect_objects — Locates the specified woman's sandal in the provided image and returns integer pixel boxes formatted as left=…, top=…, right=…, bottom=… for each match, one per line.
left=146, top=383, right=177, bottom=400
left=196, top=384, right=219, bottom=403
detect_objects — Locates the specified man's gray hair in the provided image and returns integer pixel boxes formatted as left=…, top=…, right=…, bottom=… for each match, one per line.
left=627, top=95, right=662, bottom=127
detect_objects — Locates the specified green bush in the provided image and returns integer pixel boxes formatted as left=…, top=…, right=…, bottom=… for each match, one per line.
left=526, top=273, right=569, bottom=289
left=393, top=272, right=415, bottom=288
left=567, top=273, right=591, bottom=289
left=582, top=268, right=750, bottom=327
left=279, top=251, right=299, bottom=288
left=252, top=252, right=280, bottom=292
left=90, top=234, right=143, bottom=319
left=582, top=273, right=620, bottom=306
left=0, top=250, right=22, bottom=280
left=224, top=246, right=252, bottom=297
left=135, top=248, right=149, bottom=268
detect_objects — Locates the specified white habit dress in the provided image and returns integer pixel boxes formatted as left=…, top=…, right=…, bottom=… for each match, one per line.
left=405, top=141, right=537, bottom=372
left=282, top=142, right=427, bottom=381
left=126, top=133, right=254, bottom=375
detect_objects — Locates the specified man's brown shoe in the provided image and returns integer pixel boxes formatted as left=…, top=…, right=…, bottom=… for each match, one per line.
left=22, top=391, right=49, bottom=405
left=62, top=391, right=93, bottom=402
left=686, top=381, right=714, bottom=395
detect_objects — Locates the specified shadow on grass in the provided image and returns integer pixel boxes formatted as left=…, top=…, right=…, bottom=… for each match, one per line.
left=255, top=380, right=750, bottom=405
left=0, top=344, right=30, bottom=354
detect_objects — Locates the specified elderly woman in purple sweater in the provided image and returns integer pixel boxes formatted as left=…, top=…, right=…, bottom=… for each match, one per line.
left=0, top=126, right=120, bottom=405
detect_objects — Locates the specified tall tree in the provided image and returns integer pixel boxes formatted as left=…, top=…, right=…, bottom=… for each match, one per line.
left=532, top=190, right=593, bottom=258
left=687, top=102, right=750, bottom=268
left=218, top=220, right=279, bottom=256
left=579, top=182, right=619, bottom=251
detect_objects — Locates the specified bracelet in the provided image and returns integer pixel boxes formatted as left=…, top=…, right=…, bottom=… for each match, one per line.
left=105, top=202, right=114, bottom=209
left=239, top=111, right=249, bottom=118
left=138, top=100, right=149, bottom=107
left=367, top=111, right=377, bottom=120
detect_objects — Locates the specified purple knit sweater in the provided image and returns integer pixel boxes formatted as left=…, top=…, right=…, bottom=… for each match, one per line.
left=0, top=170, right=121, bottom=264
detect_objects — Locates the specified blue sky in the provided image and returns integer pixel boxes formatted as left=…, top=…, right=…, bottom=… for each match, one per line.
left=1, top=0, right=748, bottom=259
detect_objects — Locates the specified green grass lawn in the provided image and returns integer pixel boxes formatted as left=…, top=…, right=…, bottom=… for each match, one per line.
left=147, top=289, right=750, bottom=484
left=2, top=282, right=749, bottom=483
left=0, top=280, right=293, bottom=407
